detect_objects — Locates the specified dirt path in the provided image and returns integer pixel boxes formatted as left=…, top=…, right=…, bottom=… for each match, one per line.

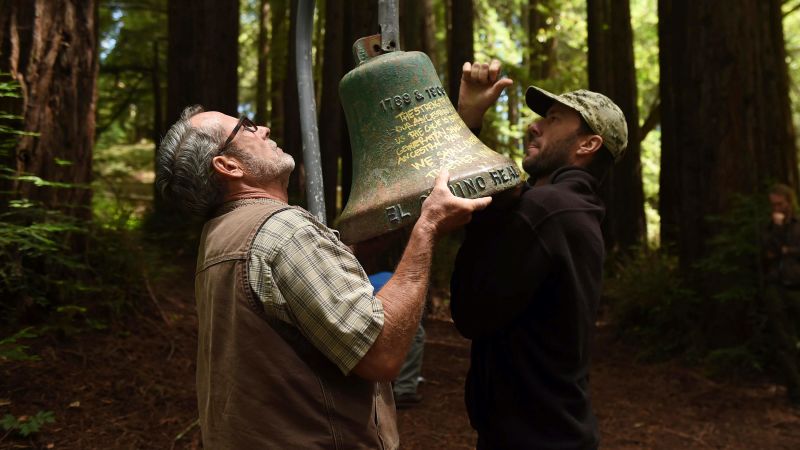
left=400, top=320, right=800, bottom=449
left=2, top=281, right=799, bottom=449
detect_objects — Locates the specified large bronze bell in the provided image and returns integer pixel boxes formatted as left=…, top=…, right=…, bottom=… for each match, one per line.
left=336, top=35, right=522, bottom=244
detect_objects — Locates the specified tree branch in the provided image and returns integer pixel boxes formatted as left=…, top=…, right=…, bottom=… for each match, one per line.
left=639, top=94, right=661, bottom=143
left=95, top=75, right=146, bottom=138
left=784, top=0, right=800, bottom=18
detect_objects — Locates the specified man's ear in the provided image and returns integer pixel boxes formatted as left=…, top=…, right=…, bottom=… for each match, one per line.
left=212, top=155, right=245, bottom=179
left=576, top=135, right=603, bottom=157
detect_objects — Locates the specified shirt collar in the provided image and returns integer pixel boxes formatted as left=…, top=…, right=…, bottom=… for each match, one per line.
left=549, top=166, right=598, bottom=185
left=214, top=197, right=287, bottom=217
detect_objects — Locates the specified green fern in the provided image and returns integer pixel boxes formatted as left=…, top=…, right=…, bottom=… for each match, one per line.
left=1, top=411, right=55, bottom=437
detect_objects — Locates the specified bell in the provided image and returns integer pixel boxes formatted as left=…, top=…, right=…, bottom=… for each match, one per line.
left=336, top=35, right=522, bottom=244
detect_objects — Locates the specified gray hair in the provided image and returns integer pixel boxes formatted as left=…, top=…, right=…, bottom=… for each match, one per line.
left=156, top=105, right=225, bottom=216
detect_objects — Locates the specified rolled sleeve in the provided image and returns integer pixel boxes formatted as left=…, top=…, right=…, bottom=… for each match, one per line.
left=269, top=218, right=384, bottom=374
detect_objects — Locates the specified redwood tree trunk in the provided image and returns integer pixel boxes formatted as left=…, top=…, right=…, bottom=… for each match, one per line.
left=152, top=40, right=164, bottom=147
left=421, top=0, right=437, bottom=67
left=659, top=0, right=798, bottom=269
left=503, top=6, right=519, bottom=154
left=400, top=0, right=436, bottom=65
left=0, top=0, right=98, bottom=220
left=448, top=0, right=474, bottom=108
left=320, top=0, right=345, bottom=223
left=526, top=0, right=558, bottom=80
left=587, top=0, right=646, bottom=253
left=400, top=0, right=423, bottom=51
left=269, top=0, right=289, bottom=144
left=166, top=0, right=238, bottom=125
left=339, top=0, right=378, bottom=208
left=284, top=0, right=304, bottom=203
left=255, top=0, right=271, bottom=125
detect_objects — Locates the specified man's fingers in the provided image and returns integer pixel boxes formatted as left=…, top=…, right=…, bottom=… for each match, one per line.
left=431, top=167, right=491, bottom=214
left=488, top=59, right=501, bottom=82
left=433, top=167, right=451, bottom=190
left=478, top=63, right=489, bottom=83
left=446, top=196, right=492, bottom=224
left=461, top=61, right=473, bottom=81
left=470, top=64, right=481, bottom=83
left=462, top=60, right=503, bottom=86
left=491, top=78, right=514, bottom=97
left=469, top=196, right=493, bottom=211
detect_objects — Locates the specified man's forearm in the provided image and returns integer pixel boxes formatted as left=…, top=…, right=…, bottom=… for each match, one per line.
left=350, top=168, right=490, bottom=380
left=351, top=222, right=435, bottom=381
left=378, top=222, right=435, bottom=345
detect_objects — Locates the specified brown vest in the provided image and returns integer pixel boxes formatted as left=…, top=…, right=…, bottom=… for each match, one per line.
left=195, top=200, right=398, bottom=449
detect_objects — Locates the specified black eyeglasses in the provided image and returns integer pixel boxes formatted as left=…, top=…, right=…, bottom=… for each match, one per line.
left=217, top=116, right=258, bottom=154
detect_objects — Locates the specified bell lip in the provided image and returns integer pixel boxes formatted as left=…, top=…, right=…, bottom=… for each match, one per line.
left=335, top=175, right=522, bottom=245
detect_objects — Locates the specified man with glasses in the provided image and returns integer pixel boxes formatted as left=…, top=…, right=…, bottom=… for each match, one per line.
left=156, top=106, right=490, bottom=449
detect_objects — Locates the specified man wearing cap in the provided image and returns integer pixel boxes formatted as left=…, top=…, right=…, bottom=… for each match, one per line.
left=450, top=60, right=628, bottom=449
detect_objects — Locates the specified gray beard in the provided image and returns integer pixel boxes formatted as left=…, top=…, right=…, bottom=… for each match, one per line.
left=243, top=152, right=295, bottom=182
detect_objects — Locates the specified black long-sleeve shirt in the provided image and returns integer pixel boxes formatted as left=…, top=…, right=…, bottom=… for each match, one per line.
left=450, top=167, right=605, bottom=449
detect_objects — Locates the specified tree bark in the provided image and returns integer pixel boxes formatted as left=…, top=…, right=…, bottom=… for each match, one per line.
left=0, top=0, right=98, bottom=220
left=503, top=6, right=519, bottom=154
left=587, top=0, right=646, bottom=253
left=320, top=0, right=345, bottom=223
left=338, top=0, right=378, bottom=208
left=399, top=0, right=438, bottom=74
left=401, top=0, right=423, bottom=51
left=255, top=0, right=271, bottom=125
left=448, top=0, right=473, bottom=108
left=270, top=0, right=289, bottom=141
left=166, top=0, right=238, bottom=125
left=152, top=40, right=164, bottom=147
left=284, top=0, right=304, bottom=203
left=421, top=0, right=437, bottom=68
left=659, top=0, right=798, bottom=268
left=526, top=0, right=558, bottom=80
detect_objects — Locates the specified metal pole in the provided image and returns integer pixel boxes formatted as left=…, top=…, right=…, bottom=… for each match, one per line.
left=295, top=0, right=326, bottom=223
left=378, top=0, right=400, bottom=52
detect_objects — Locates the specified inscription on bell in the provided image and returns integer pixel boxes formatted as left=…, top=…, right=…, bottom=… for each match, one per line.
left=448, top=176, right=487, bottom=198
left=446, top=166, right=520, bottom=200
left=488, top=165, right=521, bottom=186
left=386, top=203, right=412, bottom=224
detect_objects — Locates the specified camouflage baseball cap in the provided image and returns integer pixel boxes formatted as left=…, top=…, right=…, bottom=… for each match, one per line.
left=525, top=86, right=628, bottom=161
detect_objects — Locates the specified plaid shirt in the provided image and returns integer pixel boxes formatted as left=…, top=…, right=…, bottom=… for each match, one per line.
left=248, top=206, right=384, bottom=374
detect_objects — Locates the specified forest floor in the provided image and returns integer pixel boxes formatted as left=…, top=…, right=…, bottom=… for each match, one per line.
left=3, top=259, right=800, bottom=449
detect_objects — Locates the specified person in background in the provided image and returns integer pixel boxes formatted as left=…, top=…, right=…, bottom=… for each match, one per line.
left=764, top=183, right=800, bottom=406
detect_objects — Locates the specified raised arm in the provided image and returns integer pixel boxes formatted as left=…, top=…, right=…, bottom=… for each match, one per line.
left=351, top=169, right=491, bottom=381
left=457, top=59, right=514, bottom=129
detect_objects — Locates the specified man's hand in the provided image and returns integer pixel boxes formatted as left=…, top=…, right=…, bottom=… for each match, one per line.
left=773, top=211, right=786, bottom=226
left=457, top=60, right=514, bottom=129
left=417, top=168, right=492, bottom=237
